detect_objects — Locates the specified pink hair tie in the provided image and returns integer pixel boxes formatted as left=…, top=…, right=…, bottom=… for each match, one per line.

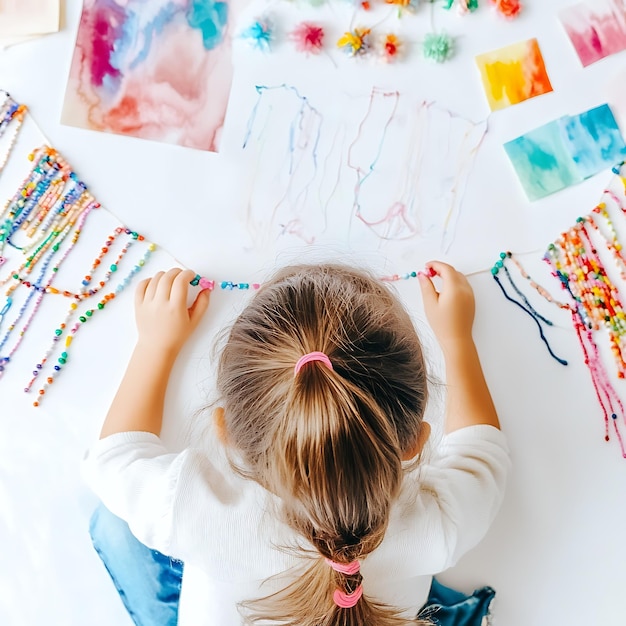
left=324, top=558, right=360, bottom=575
left=294, top=351, right=333, bottom=376
left=333, top=585, right=363, bottom=609
left=325, top=559, right=362, bottom=608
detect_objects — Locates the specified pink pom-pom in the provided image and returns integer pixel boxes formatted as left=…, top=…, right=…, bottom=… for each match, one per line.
left=290, top=22, right=325, bottom=54
left=491, top=0, right=521, bottom=18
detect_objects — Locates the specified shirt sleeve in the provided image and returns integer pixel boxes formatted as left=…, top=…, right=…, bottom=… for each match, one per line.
left=81, top=431, right=224, bottom=559
left=419, top=424, right=511, bottom=569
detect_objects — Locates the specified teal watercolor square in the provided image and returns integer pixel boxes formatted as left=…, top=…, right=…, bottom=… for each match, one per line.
left=560, top=104, right=626, bottom=180
left=504, top=120, right=582, bottom=201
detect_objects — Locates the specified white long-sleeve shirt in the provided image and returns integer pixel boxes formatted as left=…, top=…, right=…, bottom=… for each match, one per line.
left=82, top=424, right=510, bottom=625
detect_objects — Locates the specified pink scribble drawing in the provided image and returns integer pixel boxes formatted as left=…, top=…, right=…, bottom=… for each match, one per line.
left=240, top=85, right=486, bottom=253
left=347, top=89, right=487, bottom=250
left=560, top=0, right=626, bottom=67
left=61, top=0, right=249, bottom=151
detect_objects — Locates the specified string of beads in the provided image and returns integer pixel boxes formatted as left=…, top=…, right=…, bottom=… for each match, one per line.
left=0, top=145, right=154, bottom=406
left=186, top=268, right=433, bottom=293
left=0, top=91, right=26, bottom=176
left=491, top=177, right=626, bottom=458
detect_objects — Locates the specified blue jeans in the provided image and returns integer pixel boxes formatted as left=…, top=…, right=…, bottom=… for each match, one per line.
left=89, top=503, right=495, bottom=626
left=89, top=504, right=183, bottom=626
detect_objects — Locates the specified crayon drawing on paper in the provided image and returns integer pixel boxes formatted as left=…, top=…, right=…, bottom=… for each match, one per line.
left=476, top=38, right=553, bottom=112
left=61, top=0, right=246, bottom=151
left=504, top=104, right=626, bottom=201
left=559, top=0, right=626, bottom=67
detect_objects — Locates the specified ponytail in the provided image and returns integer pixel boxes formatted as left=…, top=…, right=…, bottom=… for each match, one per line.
left=217, top=265, right=431, bottom=626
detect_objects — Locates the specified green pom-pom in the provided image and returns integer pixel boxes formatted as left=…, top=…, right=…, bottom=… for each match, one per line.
left=423, top=32, right=454, bottom=63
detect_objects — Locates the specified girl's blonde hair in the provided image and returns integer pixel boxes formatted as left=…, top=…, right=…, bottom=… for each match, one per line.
left=217, top=264, right=431, bottom=626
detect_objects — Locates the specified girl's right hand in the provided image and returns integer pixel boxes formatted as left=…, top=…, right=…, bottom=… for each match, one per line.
left=134, top=268, right=211, bottom=357
left=417, top=261, right=475, bottom=349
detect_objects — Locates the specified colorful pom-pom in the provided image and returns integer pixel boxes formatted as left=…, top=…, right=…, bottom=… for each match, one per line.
left=385, top=0, right=419, bottom=13
left=443, top=0, right=478, bottom=13
left=423, top=32, right=454, bottom=63
left=291, top=22, right=325, bottom=54
left=491, top=0, right=521, bottom=18
left=337, top=28, right=371, bottom=57
left=240, top=19, right=273, bottom=51
left=382, top=34, right=402, bottom=62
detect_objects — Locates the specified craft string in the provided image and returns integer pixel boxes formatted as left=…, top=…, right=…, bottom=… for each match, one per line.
left=491, top=179, right=626, bottom=459
left=0, top=205, right=94, bottom=379
left=0, top=91, right=26, bottom=176
left=31, top=241, right=156, bottom=406
left=491, top=256, right=568, bottom=366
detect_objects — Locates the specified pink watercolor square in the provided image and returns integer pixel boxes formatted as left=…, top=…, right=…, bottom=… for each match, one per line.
left=560, top=0, right=626, bottom=67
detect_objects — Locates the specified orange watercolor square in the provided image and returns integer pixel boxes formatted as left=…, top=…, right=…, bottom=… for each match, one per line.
left=475, top=38, right=553, bottom=111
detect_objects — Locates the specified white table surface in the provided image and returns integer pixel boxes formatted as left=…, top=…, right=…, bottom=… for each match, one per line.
left=1, top=0, right=626, bottom=624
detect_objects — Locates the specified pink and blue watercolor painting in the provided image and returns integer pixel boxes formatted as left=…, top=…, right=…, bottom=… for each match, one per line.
left=504, top=104, right=626, bottom=201
left=559, top=0, right=626, bottom=67
left=62, top=0, right=248, bottom=151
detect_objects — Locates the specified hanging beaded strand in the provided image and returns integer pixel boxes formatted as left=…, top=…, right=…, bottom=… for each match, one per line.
left=543, top=244, right=626, bottom=458
left=493, top=250, right=626, bottom=458
left=0, top=149, right=98, bottom=329
left=0, top=204, right=94, bottom=379
left=543, top=207, right=626, bottom=455
left=0, top=91, right=27, bottom=175
left=24, top=227, right=142, bottom=392
left=0, top=147, right=87, bottom=277
left=0, top=143, right=155, bottom=406
left=491, top=252, right=568, bottom=365
left=547, top=217, right=626, bottom=376
left=32, top=241, right=156, bottom=406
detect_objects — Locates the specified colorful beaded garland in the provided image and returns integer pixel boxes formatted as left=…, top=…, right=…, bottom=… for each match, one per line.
left=0, top=91, right=27, bottom=174
left=493, top=250, right=626, bottom=458
left=0, top=144, right=154, bottom=405
left=491, top=174, right=626, bottom=458
left=30, top=242, right=156, bottom=406
left=0, top=206, right=94, bottom=380
left=188, top=269, right=431, bottom=293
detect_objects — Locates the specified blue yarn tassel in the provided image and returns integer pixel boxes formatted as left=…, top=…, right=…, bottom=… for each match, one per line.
left=492, top=271, right=568, bottom=366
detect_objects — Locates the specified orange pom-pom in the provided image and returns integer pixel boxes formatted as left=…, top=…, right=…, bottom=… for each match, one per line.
left=491, top=0, right=521, bottom=18
left=382, top=34, right=402, bottom=62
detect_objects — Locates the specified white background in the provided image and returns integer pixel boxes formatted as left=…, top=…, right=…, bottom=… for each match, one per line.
left=1, top=0, right=626, bottom=624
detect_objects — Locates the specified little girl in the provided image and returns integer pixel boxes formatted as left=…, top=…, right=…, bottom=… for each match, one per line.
left=83, top=261, right=509, bottom=626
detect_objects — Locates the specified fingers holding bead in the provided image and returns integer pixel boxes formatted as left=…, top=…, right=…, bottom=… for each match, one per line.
left=171, top=269, right=197, bottom=304
left=418, top=260, right=475, bottom=348
left=189, top=288, right=211, bottom=329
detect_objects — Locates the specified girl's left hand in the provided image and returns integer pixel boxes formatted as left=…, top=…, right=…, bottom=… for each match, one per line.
left=134, top=268, right=211, bottom=356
